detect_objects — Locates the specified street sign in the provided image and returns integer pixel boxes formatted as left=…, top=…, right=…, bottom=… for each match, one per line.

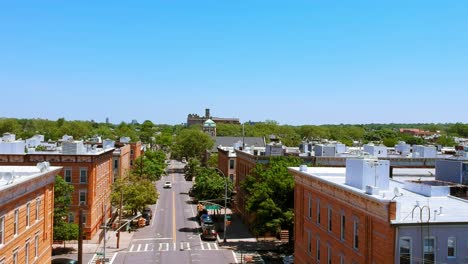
left=205, top=205, right=220, bottom=210
left=226, top=215, right=231, bottom=220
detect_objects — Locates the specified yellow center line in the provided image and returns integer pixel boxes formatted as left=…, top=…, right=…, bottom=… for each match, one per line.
left=172, top=190, right=176, bottom=243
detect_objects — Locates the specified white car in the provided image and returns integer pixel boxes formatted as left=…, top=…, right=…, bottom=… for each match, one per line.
left=163, top=181, right=172, bottom=188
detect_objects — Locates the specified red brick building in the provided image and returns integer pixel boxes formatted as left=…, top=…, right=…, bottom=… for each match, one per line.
left=0, top=146, right=114, bottom=240
left=0, top=164, right=61, bottom=264
left=289, top=161, right=397, bottom=264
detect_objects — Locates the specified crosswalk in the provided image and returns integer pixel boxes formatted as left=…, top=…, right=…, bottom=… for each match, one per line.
left=234, top=251, right=264, bottom=263
left=88, top=252, right=116, bottom=264
left=128, top=242, right=219, bottom=252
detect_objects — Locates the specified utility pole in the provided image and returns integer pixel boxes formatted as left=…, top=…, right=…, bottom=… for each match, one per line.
left=117, top=190, right=123, bottom=248
left=103, top=204, right=107, bottom=263
left=223, top=173, right=227, bottom=243
left=78, top=208, right=83, bottom=264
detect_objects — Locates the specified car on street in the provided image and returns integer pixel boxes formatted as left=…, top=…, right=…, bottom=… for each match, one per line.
left=163, top=181, right=172, bottom=188
left=142, top=207, right=153, bottom=225
left=51, top=258, right=78, bottom=264
left=201, top=224, right=217, bottom=240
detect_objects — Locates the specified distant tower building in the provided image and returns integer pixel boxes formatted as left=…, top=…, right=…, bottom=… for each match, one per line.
left=203, top=119, right=217, bottom=137
left=106, top=117, right=109, bottom=124
left=205, top=108, right=211, bottom=119
left=131, top=119, right=138, bottom=125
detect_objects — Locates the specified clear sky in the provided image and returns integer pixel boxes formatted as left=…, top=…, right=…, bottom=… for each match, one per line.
left=1, top=1, right=467, bottom=125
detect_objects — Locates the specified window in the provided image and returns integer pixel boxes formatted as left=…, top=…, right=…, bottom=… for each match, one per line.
left=316, top=238, right=321, bottom=260
left=341, top=214, right=346, bottom=240
left=13, top=249, right=18, bottom=264
left=79, top=168, right=88, bottom=183
left=63, top=168, right=71, bottom=183
left=68, top=213, right=75, bottom=224
left=423, top=237, right=435, bottom=263
left=114, top=160, right=118, bottom=169
left=447, top=237, right=456, bottom=257
left=340, top=254, right=345, bottom=264
left=81, top=214, right=87, bottom=226
left=79, top=191, right=87, bottom=204
left=229, top=159, right=235, bottom=170
left=328, top=207, right=332, bottom=232
left=0, top=216, right=4, bottom=245
left=25, top=241, right=30, bottom=264
left=14, top=209, right=19, bottom=235
left=34, top=234, right=39, bottom=258
left=229, top=174, right=234, bottom=182
left=316, top=200, right=321, bottom=224
left=353, top=220, right=359, bottom=250
left=307, top=230, right=312, bottom=255
left=399, top=237, right=412, bottom=264
left=26, top=202, right=30, bottom=227
left=35, top=198, right=41, bottom=221
left=327, top=245, right=332, bottom=264
left=307, top=194, right=312, bottom=219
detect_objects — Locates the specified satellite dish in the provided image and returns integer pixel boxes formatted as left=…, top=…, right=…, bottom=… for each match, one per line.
left=392, top=187, right=403, bottom=200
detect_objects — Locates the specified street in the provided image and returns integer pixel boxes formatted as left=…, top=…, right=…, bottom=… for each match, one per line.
left=112, top=160, right=237, bottom=264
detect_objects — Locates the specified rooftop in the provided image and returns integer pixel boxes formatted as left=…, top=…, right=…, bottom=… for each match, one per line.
left=0, top=164, right=61, bottom=192
left=291, top=166, right=468, bottom=224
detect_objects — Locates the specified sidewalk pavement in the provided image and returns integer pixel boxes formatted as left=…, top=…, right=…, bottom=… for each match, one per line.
left=54, top=228, right=135, bottom=256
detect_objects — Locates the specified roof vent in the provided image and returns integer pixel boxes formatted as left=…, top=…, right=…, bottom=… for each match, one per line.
left=299, top=165, right=308, bottom=172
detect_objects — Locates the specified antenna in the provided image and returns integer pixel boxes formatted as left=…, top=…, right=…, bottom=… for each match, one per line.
left=392, top=187, right=403, bottom=200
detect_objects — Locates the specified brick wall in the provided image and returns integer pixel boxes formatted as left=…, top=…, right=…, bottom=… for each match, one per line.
left=293, top=170, right=396, bottom=264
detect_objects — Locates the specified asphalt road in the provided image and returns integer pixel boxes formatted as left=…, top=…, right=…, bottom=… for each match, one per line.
left=112, top=160, right=237, bottom=264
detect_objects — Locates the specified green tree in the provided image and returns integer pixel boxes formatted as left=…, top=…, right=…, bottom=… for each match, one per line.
left=172, top=129, right=214, bottom=161
left=53, top=176, right=79, bottom=245
left=207, top=153, right=218, bottom=168
left=112, top=178, right=159, bottom=215
left=132, top=150, right=166, bottom=181
left=241, top=157, right=302, bottom=236
left=192, top=167, right=233, bottom=202
left=437, top=135, right=456, bottom=147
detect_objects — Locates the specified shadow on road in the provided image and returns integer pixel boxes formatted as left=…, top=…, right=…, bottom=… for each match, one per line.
left=178, top=227, right=199, bottom=233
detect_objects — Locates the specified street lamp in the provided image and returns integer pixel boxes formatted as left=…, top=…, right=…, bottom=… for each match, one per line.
left=214, top=168, right=228, bottom=243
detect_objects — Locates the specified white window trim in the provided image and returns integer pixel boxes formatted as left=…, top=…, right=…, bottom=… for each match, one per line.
left=35, top=198, right=41, bottom=222
left=64, top=168, right=72, bottom=183
left=328, top=207, right=332, bottom=232
left=79, top=190, right=87, bottom=204
left=79, top=168, right=88, bottom=183
left=307, top=194, right=312, bottom=219
left=25, top=240, right=30, bottom=264
left=14, top=208, right=19, bottom=236
left=327, top=244, right=332, bottom=264
left=447, top=236, right=456, bottom=258
left=399, top=236, right=412, bottom=264
left=34, top=234, right=39, bottom=258
left=423, top=236, right=436, bottom=262
left=316, top=237, right=321, bottom=260
left=307, top=230, right=312, bottom=255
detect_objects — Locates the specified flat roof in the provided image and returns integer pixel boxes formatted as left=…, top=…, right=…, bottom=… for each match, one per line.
left=291, top=167, right=468, bottom=224
left=0, top=165, right=62, bottom=191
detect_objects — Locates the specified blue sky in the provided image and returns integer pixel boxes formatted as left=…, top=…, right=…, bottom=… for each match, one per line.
left=0, top=1, right=467, bottom=125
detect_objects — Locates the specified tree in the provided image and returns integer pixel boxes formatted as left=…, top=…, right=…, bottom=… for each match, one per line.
left=241, top=157, right=302, bottom=236
left=207, top=153, right=218, bottom=168
left=112, top=178, right=158, bottom=215
left=172, top=129, right=214, bottom=161
left=53, top=176, right=78, bottom=245
left=132, top=150, right=166, bottom=181
left=192, top=167, right=233, bottom=202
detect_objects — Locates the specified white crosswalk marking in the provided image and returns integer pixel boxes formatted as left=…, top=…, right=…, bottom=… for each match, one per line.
left=128, top=242, right=220, bottom=252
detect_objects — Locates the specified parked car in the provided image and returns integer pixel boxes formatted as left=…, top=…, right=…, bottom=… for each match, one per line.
left=52, top=258, right=78, bottom=264
left=201, top=224, right=217, bottom=240
left=283, top=255, right=294, bottom=264
left=142, top=208, right=152, bottom=225
left=163, top=181, right=172, bottom=188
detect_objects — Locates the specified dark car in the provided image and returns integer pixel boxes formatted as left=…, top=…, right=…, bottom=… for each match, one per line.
left=142, top=207, right=153, bottom=225
left=52, top=258, right=78, bottom=264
